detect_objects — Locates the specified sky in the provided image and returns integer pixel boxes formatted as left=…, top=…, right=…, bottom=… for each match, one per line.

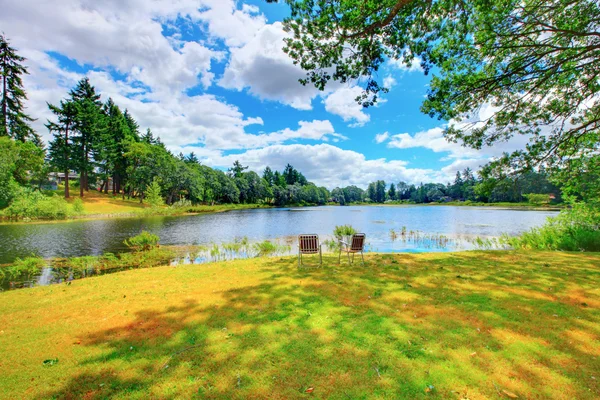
left=1, top=0, right=527, bottom=189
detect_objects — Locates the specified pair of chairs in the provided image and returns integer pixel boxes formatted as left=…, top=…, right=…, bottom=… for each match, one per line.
left=297, top=233, right=366, bottom=267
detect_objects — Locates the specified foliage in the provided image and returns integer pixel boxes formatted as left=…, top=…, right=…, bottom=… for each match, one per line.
left=524, top=193, right=551, bottom=206
left=124, top=231, right=160, bottom=252
left=72, top=198, right=85, bottom=214
left=333, top=224, right=357, bottom=240
left=145, top=178, right=164, bottom=207
left=252, top=240, right=291, bottom=257
left=505, top=203, right=600, bottom=251
left=5, top=187, right=69, bottom=219
left=273, top=0, right=600, bottom=204
left=0, top=34, right=36, bottom=141
left=7, top=256, right=46, bottom=279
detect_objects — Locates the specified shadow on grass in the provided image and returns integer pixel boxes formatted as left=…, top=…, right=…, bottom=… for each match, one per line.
left=39, top=252, right=600, bottom=399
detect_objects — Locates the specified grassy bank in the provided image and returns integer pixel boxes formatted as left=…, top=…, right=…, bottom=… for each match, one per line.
left=0, top=251, right=598, bottom=399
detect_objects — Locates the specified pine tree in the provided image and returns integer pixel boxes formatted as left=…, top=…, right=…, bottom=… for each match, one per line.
left=0, top=34, right=36, bottom=141
left=69, top=78, right=104, bottom=197
left=47, top=100, right=78, bottom=198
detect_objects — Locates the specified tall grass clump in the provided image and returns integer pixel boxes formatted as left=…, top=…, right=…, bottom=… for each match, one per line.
left=505, top=203, right=600, bottom=251
left=7, top=257, right=46, bottom=280
left=124, top=231, right=160, bottom=251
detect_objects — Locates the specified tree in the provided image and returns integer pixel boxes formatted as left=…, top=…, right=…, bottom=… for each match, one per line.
left=229, top=160, right=248, bottom=179
left=0, top=34, right=36, bottom=142
left=263, top=166, right=275, bottom=186
left=47, top=100, right=78, bottom=198
left=273, top=0, right=600, bottom=202
left=70, top=78, right=104, bottom=197
left=387, top=183, right=396, bottom=201
left=145, top=178, right=164, bottom=207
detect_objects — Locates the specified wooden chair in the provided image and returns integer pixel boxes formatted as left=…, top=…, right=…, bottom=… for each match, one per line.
left=298, top=234, right=322, bottom=267
left=339, top=233, right=366, bottom=265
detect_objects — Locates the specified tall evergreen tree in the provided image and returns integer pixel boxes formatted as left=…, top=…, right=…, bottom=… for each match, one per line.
left=47, top=100, right=78, bottom=198
left=387, top=183, right=396, bottom=201
left=0, top=34, right=35, bottom=142
left=70, top=78, right=104, bottom=197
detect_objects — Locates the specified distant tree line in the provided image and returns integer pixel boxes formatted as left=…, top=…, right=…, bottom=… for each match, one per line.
left=331, top=168, right=560, bottom=205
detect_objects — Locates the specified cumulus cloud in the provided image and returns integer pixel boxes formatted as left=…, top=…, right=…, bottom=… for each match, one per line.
left=323, top=86, right=371, bottom=127
left=219, top=22, right=324, bottom=110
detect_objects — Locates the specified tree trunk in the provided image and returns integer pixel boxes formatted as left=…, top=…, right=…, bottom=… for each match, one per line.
left=112, top=174, right=116, bottom=195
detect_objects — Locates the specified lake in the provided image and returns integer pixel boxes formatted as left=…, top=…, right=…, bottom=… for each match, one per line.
left=0, top=205, right=557, bottom=264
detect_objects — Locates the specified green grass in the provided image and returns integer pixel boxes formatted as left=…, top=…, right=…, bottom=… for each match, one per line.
left=0, top=251, right=598, bottom=399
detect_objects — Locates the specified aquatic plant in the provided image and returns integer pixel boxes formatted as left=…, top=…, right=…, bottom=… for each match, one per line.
left=333, top=224, right=357, bottom=240
left=252, top=240, right=290, bottom=257
left=7, top=257, right=46, bottom=280
left=124, top=231, right=160, bottom=251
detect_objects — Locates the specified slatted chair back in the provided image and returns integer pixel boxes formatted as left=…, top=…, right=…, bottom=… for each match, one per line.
left=299, top=234, right=320, bottom=254
left=350, top=234, right=366, bottom=252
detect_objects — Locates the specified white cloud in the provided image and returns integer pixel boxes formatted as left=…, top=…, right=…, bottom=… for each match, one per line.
left=219, top=22, right=324, bottom=110
left=388, top=57, right=424, bottom=73
left=374, top=132, right=390, bottom=144
left=0, top=0, right=269, bottom=94
left=208, top=143, right=448, bottom=188
left=387, top=127, right=479, bottom=157
left=383, top=75, right=397, bottom=88
left=323, top=86, right=371, bottom=127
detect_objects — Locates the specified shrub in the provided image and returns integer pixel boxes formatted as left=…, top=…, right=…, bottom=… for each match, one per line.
left=524, top=193, right=552, bottom=206
left=124, top=231, right=160, bottom=251
left=333, top=224, right=357, bottom=240
left=505, top=203, right=600, bottom=251
left=5, top=188, right=69, bottom=219
left=171, top=199, right=192, bottom=209
left=72, top=198, right=85, bottom=214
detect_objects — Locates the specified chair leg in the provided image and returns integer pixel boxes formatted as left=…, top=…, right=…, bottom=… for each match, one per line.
left=319, top=248, right=322, bottom=267
left=361, top=251, right=365, bottom=266
left=298, top=252, right=301, bottom=268
left=347, top=251, right=351, bottom=265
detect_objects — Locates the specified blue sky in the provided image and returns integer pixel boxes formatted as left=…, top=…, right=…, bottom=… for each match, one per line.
left=1, top=0, right=522, bottom=188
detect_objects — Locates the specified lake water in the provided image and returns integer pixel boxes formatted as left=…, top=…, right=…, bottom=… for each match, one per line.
left=0, top=206, right=557, bottom=264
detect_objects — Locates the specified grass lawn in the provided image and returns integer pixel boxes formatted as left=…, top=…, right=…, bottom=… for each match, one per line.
left=0, top=251, right=598, bottom=399
left=65, top=190, right=150, bottom=215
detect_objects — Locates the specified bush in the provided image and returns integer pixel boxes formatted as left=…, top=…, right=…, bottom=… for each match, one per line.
left=72, top=198, right=85, bottom=214
left=124, top=231, right=160, bottom=251
left=333, top=224, right=357, bottom=240
left=171, top=199, right=192, bottom=209
left=505, top=203, right=600, bottom=251
left=5, top=188, right=69, bottom=220
left=524, top=193, right=552, bottom=206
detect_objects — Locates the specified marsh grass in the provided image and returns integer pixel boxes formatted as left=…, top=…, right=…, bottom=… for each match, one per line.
left=0, top=251, right=598, bottom=399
